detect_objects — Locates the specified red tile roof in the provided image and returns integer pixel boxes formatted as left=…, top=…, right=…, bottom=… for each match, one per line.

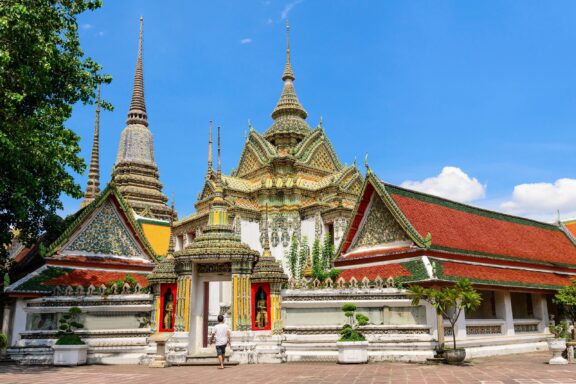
left=387, top=184, right=576, bottom=266
left=439, top=260, right=575, bottom=288
left=340, top=263, right=411, bottom=281
left=44, top=269, right=148, bottom=287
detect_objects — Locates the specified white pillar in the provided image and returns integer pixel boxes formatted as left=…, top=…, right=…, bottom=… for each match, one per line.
left=1, top=302, right=12, bottom=346
left=423, top=302, right=439, bottom=340
left=187, top=264, right=198, bottom=355
left=454, top=304, right=467, bottom=340
left=532, top=294, right=549, bottom=333
left=495, top=291, right=514, bottom=336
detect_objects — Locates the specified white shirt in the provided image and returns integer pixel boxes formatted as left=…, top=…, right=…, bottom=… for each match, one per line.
left=211, top=323, right=230, bottom=346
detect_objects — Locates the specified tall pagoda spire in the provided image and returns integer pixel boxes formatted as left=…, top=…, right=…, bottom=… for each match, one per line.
left=113, top=16, right=172, bottom=221
left=126, top=16, right=147, bottom=127
left=264, top=21, right=311, bottom=148
left=81, top=82, right=102, bottom=208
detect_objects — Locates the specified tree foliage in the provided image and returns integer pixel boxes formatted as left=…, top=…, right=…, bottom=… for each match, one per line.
left=554, top=280, right=576, bottom=325
left=0, top=0, right=111, bottom=263
left=297, top=236, right=309, bottom=280
left=410, top=279, right=482, bottom=350
left=288, top=234, right=298, bottom=279
left=321, top=233, right=333, bottom=270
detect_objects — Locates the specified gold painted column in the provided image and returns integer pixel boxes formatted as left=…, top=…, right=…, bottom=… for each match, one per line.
left=232, top=261, right=252, bottom=331
left=270, top=283, right=282, bottom=332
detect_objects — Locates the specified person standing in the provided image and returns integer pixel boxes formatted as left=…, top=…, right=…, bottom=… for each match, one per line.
left=210, top=315, right=231, bottom=369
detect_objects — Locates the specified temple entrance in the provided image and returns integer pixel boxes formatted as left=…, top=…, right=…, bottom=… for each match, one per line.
left=192, top=271, right=232, bottom=354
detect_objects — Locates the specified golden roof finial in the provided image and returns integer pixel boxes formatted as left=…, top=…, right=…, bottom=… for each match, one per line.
left=282, top=20, right=295, bottom=81
left=217, top=126, right=221, bottom=175
left=127, top=16, right=147, bottom=126
left=208, top=120, right=213, bottom=172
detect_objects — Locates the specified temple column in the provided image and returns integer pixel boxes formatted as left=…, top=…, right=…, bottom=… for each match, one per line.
left=187, top=263, right=199, bottom=354
left=532, top=294, right=549, bottom=333
left=453, top=300, right=467, bottom=340
left=232, top=261, right=252, bottom=331
left=495, top=291, right=515, bottom=336
left=150, top=285, right=161, bottom=333
left=270, top=283, right=282, bottom=332
left=1, top=301, right=12, bottom=345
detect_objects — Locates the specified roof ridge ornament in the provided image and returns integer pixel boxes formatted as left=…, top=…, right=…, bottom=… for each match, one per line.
left=364, top=153, right=371, bottom=174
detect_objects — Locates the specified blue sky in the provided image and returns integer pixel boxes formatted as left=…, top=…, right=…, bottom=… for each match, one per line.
left=64, top=0, right=576, bottom=222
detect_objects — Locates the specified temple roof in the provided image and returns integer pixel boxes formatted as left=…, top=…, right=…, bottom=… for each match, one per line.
left=338, top=171, right=576, bottom=269
left=335, top=257, right=576, bottom=291
left=148, top=254, right=177, bottom=284
left=6, top=265, right=149, bottom=295
left=263, top=23, right=311, bottom=145
left=44, top=182, right=159, bottom=262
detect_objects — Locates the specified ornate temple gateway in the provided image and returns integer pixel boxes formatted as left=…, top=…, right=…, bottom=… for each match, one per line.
left=3, top=18, right=576, bottom=366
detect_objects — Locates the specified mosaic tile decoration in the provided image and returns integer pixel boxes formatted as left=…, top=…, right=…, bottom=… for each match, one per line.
left=66, top=200, right=142, bottom=256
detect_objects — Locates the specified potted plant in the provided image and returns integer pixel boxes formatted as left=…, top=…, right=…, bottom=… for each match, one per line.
left=410, top=279, right=482, bottom=364
left=548, top=322, right=569, bottom=365
left=53, top=307, right=88, bottom=366
left=336, top=303, right=370, bottom=364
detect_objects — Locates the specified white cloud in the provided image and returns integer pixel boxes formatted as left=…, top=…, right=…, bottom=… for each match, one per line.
left=281, top=0, right=303, bottom=20
left=401, top=166, right=486, bottom=203
left=240, top=38, right=253, bottom=45
left=81, top=23, right=93, bottom=30
left=266, top=18, right=274, bottom=25
left=500, top=178, right=576, bottom=222
left=96, top=31, right=105, bottom=37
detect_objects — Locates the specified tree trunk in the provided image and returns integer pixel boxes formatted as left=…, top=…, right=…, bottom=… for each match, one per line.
left=437, top=311, right=445, bottom=349
left=452, top=323, right=457, bottom=350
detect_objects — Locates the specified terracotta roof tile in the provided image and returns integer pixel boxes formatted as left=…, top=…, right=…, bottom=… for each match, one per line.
left=439, top=260, right=575, bottom=288
left=387, top=185, right=576, bottom=266
left=339, top=263, right=411, bottom=281
left=44, top=269, right=148, bottom=288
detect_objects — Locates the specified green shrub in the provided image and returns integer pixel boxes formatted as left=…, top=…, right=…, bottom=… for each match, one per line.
left=0, top=333, right=7, bottom=350
left=56, top=307, right=85, bottom=345
left=550, top=322, right=569, bottom=339
left=339, top=303, right=368, bottom=342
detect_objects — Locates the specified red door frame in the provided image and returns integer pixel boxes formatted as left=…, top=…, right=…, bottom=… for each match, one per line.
left=159, top=283, right=177, bottom=332
left=251, top=283, right=271, bottom=331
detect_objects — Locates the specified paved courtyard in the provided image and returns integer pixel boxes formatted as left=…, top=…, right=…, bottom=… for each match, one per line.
left=1, top=352, right=576, bottom=384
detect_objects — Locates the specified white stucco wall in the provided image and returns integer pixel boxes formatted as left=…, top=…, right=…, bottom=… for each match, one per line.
left=11, top=299, right=27, bottom=345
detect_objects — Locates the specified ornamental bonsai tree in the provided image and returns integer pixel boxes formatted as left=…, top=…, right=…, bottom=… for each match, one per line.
left=409, top=279, right=481, bottom=351
left=56, top=307, right=85, bottom=345
left=339, top=303, right=369, bottom=342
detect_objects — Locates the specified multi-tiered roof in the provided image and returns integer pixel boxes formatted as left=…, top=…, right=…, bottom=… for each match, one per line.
left=176, top=23, right=362, bottom=231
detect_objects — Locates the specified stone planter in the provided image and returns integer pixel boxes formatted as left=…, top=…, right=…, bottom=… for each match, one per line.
left=53, top=344, right=88, bottom=366
left=336, top=341, right=369, bottom=364
left=444, top=348, right=466, bottom=364
left=548, top=339, right=568, bottom=365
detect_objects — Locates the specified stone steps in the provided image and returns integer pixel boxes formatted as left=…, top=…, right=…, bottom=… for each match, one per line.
left=174, top=353, right=239, bottom=366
